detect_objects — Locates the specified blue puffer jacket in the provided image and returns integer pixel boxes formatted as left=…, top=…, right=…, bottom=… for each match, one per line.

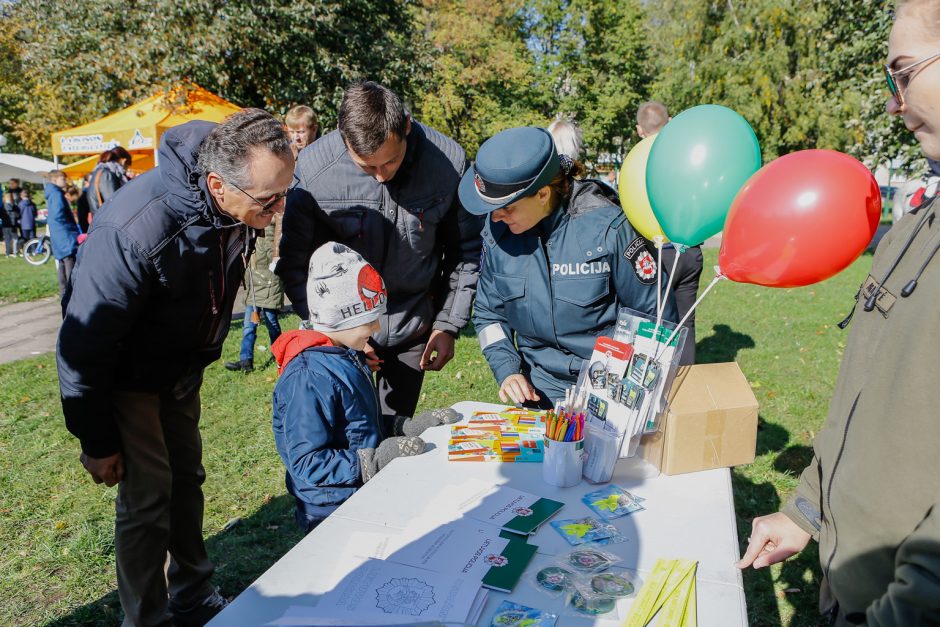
left=57, top=121, right=253, bottom=458
left=271, top=330, right=382, bottom=519
left=472, top=180, right=677, bottom=404
left=44, top=183, right=79, bottom=260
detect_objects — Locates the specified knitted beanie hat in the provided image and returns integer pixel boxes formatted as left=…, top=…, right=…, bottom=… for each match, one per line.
left=306, top=242, right=387, bottom=332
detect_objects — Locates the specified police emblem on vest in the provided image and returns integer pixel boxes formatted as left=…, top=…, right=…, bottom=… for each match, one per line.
left=623, top=237, right=658, bottom=285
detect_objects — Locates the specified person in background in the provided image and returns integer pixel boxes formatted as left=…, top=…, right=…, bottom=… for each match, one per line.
left=76, top=173, right=92, bottom=232
left=18, top=188, right=37, bottom=244
left=87, top=146, right=133, bottom=216
left=271, top=242, right=427, bottom=533
left=284, top=105, right=319, bottom=159
left=466, top=127, right=674, bottom=406
left=7, top=178, right=23, bottom=204
left=278, top=81, right=481, bottom=435
left=57, top=109, right=294, bottom=627
left=635, top=100, right=703, bottom=365
left=223, top=210, right=286, bottom=372
left=547, top=116, right=584, bottom=161
left=1, top=192, right=16, bottom=256
left=45, top=171, right=81, bottom=299
left=738, top=2, right=940, bottom=623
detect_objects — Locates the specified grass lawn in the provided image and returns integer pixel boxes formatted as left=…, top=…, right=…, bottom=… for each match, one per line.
left=0, top=247, right=870, bottom=626
left=0, top=253, right=59, bottom=304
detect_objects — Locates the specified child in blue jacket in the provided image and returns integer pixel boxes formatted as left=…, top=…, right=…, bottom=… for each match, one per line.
left=272, top=243, right=435, bottom=533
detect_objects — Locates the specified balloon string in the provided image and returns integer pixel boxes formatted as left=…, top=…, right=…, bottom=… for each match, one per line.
left=652, top=246, right=682, bottom=346
left=653, top=236, right=664, bottom=317
left=656, top=271, right=726, bottom=360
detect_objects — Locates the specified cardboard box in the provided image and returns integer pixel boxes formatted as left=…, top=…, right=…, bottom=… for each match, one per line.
left=639, top=362, right=758, bottom=475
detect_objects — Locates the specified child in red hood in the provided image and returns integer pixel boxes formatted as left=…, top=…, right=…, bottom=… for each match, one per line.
left=271, top=242, right=427, bottom=532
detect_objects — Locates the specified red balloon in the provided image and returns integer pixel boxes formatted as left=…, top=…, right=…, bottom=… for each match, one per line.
left=718, top=149, right=880, bottom=287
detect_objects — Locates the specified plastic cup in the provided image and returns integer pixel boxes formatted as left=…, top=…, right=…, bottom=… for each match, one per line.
left=542, top=437, right=585, bottom=487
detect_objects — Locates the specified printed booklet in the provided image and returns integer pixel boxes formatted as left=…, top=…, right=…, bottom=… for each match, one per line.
left=459, top=485, right=564, bottom=536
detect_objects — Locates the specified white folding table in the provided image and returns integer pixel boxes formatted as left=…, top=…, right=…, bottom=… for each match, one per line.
left=210, top=401, right=747, bottom=626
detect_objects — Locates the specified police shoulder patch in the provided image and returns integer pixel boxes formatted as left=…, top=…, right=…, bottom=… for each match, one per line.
left=623, top=236, right=657, bottom=285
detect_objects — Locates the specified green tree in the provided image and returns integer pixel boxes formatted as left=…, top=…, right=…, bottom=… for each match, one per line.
left=7, top=0, right=422, bottom=156
left=0, top=7, right=31, bottom=154
left=411, top=0, right=544, bottom=157
left=524, top=0, right=653, bottom=165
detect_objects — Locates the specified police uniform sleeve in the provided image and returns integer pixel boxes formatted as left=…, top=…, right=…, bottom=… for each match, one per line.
left=57, top=225, right=155, bottom=458
left=472, top=245, right=523, bottom=385
left=432, top=174, right=483, bottom=335
left=608, top=218, right=677, bottom=322
left=865, top=503, right=940, bottom=624
left=272, top=363, right=369, bottom=488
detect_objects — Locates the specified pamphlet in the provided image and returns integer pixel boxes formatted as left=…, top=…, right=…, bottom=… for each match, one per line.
left=379, top=519, right=537, bottom=593
left=266, top=558, right=487, bottom=625
left=459, top=485, right=564, bottom=536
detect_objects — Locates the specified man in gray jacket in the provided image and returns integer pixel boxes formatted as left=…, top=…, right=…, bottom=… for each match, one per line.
left=277, top=81, right=481, bottom=431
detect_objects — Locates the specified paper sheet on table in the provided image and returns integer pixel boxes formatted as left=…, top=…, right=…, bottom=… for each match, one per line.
left=266, top=558, right=486, bottom=625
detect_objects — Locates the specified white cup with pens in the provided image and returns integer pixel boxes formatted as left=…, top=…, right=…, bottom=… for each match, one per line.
left=542, top=398, right=585, bottom=488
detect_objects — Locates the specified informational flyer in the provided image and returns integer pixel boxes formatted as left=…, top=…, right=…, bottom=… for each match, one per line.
left=267, top=559, right=486, bottom=626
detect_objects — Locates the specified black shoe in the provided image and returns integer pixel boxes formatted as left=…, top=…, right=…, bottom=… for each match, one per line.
left=170, top=588, right=229, bottom=627
left=224, top=359, right=254, bottom=372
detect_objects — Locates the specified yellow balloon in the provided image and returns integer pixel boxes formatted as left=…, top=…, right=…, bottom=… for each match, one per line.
left=618, top=136, right=668, bottom=244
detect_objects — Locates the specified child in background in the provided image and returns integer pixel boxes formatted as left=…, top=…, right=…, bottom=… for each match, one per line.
left=18, top=189, right=37, bottom=243
left=271, top=242, right=427, bottom=533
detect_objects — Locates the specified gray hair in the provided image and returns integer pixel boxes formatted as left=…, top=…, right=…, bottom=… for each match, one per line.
left=339, top=81, right=409, bottom=156
left=198, top=108, right=292, bottom=188
left=547, top=117, right=584, bottom=161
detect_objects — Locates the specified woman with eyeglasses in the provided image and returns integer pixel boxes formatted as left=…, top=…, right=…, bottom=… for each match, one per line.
left=738, top=2, right=940, bottom=624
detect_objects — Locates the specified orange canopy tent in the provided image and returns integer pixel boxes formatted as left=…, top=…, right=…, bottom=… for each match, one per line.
left=51, top=85, right=241, bottom=173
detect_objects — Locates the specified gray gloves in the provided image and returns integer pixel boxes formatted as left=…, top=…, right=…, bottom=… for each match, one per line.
left=392, top=408, right=462, bottom=437
left=358, top=436, right=426, bottom=483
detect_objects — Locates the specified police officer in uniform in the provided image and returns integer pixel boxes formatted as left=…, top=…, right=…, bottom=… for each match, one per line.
left=463, top=127, right=676, bottom=407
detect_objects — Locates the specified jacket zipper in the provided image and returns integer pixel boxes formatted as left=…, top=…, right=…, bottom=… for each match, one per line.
left=822, top=392, right=861, bottom=584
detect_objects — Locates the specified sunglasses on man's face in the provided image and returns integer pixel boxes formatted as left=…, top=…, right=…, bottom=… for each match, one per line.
left=885, top=51, right=940, bottom=107
left=225, top=173, right=300, bottom=212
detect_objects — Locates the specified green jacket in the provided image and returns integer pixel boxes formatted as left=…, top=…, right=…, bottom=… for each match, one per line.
left=245, top=220, right=284, bottom=311
left=783, top=195, right=940, bottom=625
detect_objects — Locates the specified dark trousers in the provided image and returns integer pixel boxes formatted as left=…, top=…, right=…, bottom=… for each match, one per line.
left=2, top=227, right=14, bottom=255
left=56, top=255, right=75, bottom=299
left=371, top=332, right=429, bottom=436
left=112, top=388, right=215, bottom=627
left=659, top=245, right=704, bottom=365
left=19, top=228, right=35, bottom=247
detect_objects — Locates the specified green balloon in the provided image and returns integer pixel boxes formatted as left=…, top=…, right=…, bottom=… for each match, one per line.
left=646, top=105, right=761, bottom=248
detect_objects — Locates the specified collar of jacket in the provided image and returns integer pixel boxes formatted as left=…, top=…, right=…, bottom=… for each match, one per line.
left=387, top=121, right=425, bottom=188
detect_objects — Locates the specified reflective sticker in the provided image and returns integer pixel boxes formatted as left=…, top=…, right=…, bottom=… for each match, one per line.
left=478, top=324, right=509, bottom=349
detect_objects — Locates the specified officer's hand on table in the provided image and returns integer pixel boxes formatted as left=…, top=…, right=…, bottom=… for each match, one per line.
left=736, top=512, right=811, bottom=569
left=498, top=374, right=541, bottom=405
left=420, top=330, right=455, bottom=371
left=80, top=452, right=125, bottom=487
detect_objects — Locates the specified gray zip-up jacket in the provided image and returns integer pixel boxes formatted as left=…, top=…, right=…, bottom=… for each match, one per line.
left=277, top=122, right=482, bottom=347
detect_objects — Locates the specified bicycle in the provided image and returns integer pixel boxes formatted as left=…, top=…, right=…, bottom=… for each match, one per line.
left=23, top=230, right=52, bottom=266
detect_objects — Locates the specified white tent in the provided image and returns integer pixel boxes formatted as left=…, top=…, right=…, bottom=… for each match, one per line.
left=0, top=153, right=58, bottom=184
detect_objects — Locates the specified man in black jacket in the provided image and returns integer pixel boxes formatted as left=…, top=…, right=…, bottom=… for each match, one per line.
left=57, top=109, right=294, bottom=627
left=278, top=81, right=481, bottom=432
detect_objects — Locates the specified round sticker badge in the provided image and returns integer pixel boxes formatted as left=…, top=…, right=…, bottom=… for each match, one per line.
left=591, top=573, right=635, bottom=597
left=570, top=591, right=616, bottom=615
left=567, top=549, right=612, bottom=572
left=536, top=566, right=572, bottom=592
